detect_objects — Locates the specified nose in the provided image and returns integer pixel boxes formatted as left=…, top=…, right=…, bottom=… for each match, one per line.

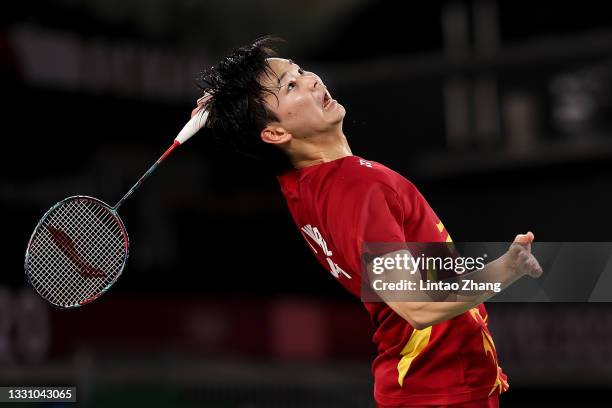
left=306, top=73, right=323, bottom=90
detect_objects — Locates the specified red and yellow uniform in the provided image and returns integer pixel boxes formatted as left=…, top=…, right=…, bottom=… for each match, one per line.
left=278, top=156, right=508, bottom=407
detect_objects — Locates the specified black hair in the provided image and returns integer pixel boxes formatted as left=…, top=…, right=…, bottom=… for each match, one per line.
left=196, top=36, right=292, bottom=173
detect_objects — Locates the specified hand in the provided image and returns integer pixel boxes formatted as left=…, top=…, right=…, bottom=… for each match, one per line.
left=191, top=92, right=212, bottom=118
left=503, top=231, right=543, bottom=278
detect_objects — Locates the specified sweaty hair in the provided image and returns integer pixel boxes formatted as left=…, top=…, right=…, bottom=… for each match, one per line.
left=196, top=37, right=292, bottom=172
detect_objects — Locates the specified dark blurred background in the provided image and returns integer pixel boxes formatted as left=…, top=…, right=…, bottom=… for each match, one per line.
left=2, top=0, right=612, bottom=406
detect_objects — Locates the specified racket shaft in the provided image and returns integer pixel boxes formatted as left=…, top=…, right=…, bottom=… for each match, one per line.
left=113, top=141, right=179, bottom=210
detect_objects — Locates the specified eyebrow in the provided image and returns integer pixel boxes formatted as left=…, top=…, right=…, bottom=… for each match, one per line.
left=276, top=59, right=295, bottom=86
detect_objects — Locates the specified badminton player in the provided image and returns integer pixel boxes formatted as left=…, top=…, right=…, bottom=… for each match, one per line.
left=192, top=38, right=542, bottom=408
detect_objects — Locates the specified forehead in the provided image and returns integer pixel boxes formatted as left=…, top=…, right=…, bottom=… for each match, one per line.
left=260, top=58, right=295, bottom=87
left=266, top=57, right=294, bottom=74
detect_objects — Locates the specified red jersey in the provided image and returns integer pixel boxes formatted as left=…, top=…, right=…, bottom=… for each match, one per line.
left=277, top=155, right=508, bottom=406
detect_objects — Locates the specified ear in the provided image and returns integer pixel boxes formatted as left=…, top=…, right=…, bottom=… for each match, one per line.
left=260, top=125, right=293, bottom=145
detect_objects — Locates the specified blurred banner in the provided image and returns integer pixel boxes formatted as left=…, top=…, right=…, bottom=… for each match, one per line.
left=0, top=290, right=611, bottom=388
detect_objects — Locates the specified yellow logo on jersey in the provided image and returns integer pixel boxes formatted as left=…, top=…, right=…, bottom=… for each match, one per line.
left=469, top=308, right=509, bottom=395
left=397, top=326, right=432, bottom=386
left=436, top=221, right=453, bottom=243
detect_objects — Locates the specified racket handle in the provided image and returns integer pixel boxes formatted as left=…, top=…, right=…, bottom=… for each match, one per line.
left=175, top=110, right=209, bottom=144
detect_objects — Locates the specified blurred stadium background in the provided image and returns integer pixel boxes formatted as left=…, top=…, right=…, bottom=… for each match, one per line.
left=2, top=0, right=612, bottom=406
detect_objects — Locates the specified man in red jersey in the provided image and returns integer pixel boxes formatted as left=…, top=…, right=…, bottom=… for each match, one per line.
left=193, top=38, right=542, bottom=407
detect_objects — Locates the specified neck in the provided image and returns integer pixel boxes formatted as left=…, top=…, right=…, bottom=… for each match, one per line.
left=290, top=132, right=353, bottom=169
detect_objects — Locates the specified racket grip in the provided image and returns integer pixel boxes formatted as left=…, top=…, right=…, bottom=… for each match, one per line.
left=175, top=110, right=209, bottom=144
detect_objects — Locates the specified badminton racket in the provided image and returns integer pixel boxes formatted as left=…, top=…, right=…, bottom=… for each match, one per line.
left=24, top=109, right=209, bottom=308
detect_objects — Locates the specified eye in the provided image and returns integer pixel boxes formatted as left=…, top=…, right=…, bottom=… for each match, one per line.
left=287, top=81, right=296, bottom=91
left=298, top=68, right=304, bottom=75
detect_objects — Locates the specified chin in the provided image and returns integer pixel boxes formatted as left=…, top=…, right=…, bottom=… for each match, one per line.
left=335, top=103, right=346, bottom=121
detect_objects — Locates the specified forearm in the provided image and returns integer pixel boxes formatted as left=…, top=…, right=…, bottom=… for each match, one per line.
left=386, top=255, right=522, bottom=329
left=369, top=234, right=541, bottom=329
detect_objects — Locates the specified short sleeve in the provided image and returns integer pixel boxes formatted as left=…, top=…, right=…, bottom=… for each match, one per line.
left=331, top=182, right=408, bottom=279
left=358, top=183, right=406, bottom=244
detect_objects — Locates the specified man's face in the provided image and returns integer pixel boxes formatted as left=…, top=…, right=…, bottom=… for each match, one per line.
left=260, top=58, right=345, bottom=140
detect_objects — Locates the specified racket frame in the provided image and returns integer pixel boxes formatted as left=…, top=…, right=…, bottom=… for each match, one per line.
left=24, top=195, right=130, bottom=309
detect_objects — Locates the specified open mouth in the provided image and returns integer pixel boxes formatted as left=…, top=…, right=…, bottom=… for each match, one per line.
left=322, top=92, right=332, bottom=108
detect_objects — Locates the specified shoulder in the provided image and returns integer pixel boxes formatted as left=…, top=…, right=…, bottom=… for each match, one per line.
left=339, top=156, right=418, bottom=197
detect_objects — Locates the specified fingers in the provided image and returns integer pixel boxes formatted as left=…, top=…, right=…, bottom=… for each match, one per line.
left=508, top=231, right=543, bottom=278
left=519, top=250, right=543, bottom=278
left=191, top=92, right=213, bottom=118
left=197, top=92, right=212, bottom=105
left=526, top=256, right=544, bottom=278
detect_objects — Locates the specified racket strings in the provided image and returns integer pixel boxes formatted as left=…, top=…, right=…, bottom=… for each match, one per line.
left=31, top=203, right=99, bottom=305
left=32, top=201, right=122, bottom=305
left=26, top=198, right=127, bottom=307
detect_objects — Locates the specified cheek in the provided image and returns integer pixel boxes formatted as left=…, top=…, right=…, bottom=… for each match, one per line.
left=299, top=97, right=323, bottom=119
left=277, top=95, right=325, bottom=130
left=284, top=98, right=318, bottom=121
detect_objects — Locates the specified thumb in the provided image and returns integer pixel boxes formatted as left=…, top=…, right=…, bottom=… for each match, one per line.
left=514, top=231, right=534, bottom=244
left=190, top=105, right=202, bottom=118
